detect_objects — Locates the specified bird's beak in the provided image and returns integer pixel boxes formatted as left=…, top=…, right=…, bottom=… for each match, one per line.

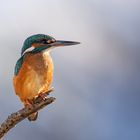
left=49, top=40, right=80, bottom=47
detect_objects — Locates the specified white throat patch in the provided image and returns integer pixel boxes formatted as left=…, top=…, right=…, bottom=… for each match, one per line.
left=22, top=46, right=35, bottom=56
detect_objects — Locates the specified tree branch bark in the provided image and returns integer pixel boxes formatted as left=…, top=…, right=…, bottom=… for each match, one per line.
left=0, top=88, right=55, bottom=139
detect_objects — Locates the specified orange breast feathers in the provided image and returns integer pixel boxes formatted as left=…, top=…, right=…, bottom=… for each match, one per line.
left=13, top=51, right=54, bottom=104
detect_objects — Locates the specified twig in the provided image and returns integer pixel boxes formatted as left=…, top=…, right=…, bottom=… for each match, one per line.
left=0, top=88, right=55, bottom=139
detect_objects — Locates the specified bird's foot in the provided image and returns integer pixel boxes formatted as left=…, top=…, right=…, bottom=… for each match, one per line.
left=39, top=93, right=48, bottom=101
left=38, top=87, right=54, bottom=101
left=24, top=99, right=35, bottom=110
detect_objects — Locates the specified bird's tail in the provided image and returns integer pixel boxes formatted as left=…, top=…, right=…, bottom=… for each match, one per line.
left=28, top=112, right=38, bottom=121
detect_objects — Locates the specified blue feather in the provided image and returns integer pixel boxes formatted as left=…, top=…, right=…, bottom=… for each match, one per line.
left=14, top=55, right=25, bottom=75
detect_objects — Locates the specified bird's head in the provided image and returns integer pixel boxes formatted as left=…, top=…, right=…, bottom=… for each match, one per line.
left=21, top=34, right=80, bottom=55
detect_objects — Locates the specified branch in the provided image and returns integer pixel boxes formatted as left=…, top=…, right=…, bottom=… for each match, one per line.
left=0, top=88, right=55, bottom=139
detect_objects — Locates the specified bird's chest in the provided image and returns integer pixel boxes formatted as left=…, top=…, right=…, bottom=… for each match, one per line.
left=22, top=51, right=54, bottom=87
left=26, top=52, right=53, bottom=74
left=14, top=51, right=54, bottom=101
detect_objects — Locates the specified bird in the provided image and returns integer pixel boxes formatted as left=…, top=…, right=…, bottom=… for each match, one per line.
left=13, top=34, right=80, bottom=121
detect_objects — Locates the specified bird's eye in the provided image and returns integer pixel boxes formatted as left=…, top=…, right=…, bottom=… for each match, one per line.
left=47, top=39, right=56, bottom=44
left=41, top=39, right=56, bottom=44
left=41, top=39, right=47, bottom=44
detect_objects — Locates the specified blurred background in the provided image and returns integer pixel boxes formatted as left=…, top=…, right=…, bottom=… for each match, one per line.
left=0, top=0, right=140, bottom=140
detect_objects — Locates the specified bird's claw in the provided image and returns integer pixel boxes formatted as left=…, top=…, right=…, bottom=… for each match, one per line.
left=39, top=93, right=48, bottom=101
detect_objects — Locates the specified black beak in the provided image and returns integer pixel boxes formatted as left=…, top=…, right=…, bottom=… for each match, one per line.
left=49, top=40, right=80, bottom=47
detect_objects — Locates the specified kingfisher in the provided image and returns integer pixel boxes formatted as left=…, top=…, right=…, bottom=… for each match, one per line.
left=13, top=34, right=80, bottom=121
